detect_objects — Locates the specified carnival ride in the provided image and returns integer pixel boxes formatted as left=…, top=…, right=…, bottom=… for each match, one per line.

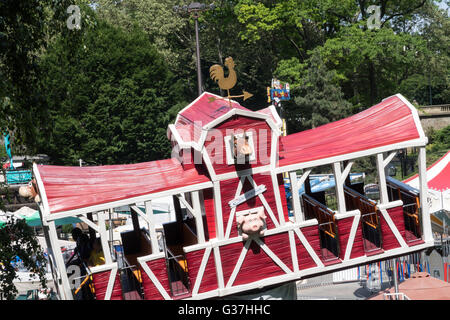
left=32, top=91, right=435, bottom=300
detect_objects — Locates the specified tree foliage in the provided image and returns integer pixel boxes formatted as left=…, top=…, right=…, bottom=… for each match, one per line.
left=0, top=217, right=47, bottom=300
left=36, top=12, right=184, bottom=165
left=1, top=0, right=449, bottom=163
left=284, top=51, right=353, bottom=132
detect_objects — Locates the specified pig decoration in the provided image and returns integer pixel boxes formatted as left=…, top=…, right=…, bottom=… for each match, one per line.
left=236, top=208, right=267, bottom=240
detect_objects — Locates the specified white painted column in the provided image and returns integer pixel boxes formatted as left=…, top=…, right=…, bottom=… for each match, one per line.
left=271, top=172, right=286, bottom=225
left=289, top=171, right=301, bottom=222
left=418, top=147, right=433, bottom=242
left=333, top=162, right=347, bottom=214
left=145, top=200, right=160, bottom=252
left=376, top=153, right=389, bottom=204
left=47, top=220, right=73, bottom=300
left=97, top=212, right=113, bottom=264
left=213, top=181, right=224, bottom=240
left=289, top=169, right=311, bottom=222
left=192, top=191, right=206, bottom=243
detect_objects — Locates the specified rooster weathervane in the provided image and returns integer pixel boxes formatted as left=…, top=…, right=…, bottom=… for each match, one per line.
left=209, top=57, right=253, bottom=106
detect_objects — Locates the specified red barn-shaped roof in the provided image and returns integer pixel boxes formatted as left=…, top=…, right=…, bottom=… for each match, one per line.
left=278, top=94, right=424, bottom=169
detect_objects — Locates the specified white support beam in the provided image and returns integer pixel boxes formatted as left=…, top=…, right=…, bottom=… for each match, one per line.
left=289, top=169, right=311, bottom=223
left=271, top=172, right=286, bottom=225
left=383, top=151, right=397, bottom=168
left=177, top=194, right=195, bottom=217
left=213, top=244, right=225, bottom=289
left=145, top=201, right=160, bottom=252
left=213, top=182, right=224, bottom=240
left=289, top=171, right=301, bottom=222
left=78, top=214, right=99, bottom=232
left=341, top=161, right=354, bottom=182
left=376, top=153, right=389, bottom=204
left=226, top=239, right=251, bottom=288
left=192, top=191, right=206, bottom=244
left=288, top=230, right=299, bottom=272
left=418, top=147, right=433, bottom=242
left=192, top=247, right=212, bottom=295
left=97, top=212, right=113, bottom=264
left=48, top=220, right=73, bottom=300
left=130, top=204, right=159, bottom=252
left=333, top=162, right=347, bottom=214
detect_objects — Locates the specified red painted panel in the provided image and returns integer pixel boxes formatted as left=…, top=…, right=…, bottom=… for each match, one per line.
left=185, top=249, right=218, bottom=294
left=295, top=226, right=318, bottom=270
left=219, top=242, right=244, bottom=285
left=387, top=206, right=407, bottom=242
left=203, top=188, right=216, bottom=239
left=336, top=216, right=365, bottom=260
left=204, top=116, right=273, bottom=176
left=220, top=173, right=283, bottom=238
left=301, top=225, right=322, bottom=260
left=350, top=222, right=365, bottom=259
left=92, top=270, right=123, bottom=300
left=263, top=233, right=293, bottom=271
left=232, top=239, right=286, bottom=287
left=220, top=235, right=294, bottom=287
left=140, top=258, right=170, bottom=300
left=380, top=207, right=402, bottom=250
left=336, top=217, right=353, bottom=260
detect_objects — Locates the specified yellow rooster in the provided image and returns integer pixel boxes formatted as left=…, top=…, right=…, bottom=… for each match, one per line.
left=209, top=57, right=237, bottom=91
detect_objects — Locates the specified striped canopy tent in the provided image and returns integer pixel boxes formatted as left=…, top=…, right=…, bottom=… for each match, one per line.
left=404, top=150, right=450, bottom=233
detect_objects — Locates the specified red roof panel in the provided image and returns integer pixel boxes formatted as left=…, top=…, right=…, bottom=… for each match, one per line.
left=36, top=158, right=210, bottom=214
left=278, top=95, right=421, bottom=168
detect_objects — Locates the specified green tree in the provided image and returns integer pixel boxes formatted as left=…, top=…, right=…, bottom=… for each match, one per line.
left=0, top=0, right=54, bottom=150
left=36, top=13, right=184, bottom=165
left=0, top=216, right=47, bottom=300
left=283, top=51, right=353, bottom=133
left=97, top=0, right=282, bottom=109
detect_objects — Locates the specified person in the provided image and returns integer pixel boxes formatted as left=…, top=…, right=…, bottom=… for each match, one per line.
left=71, top=227, right=92, bottom=264
left=88, top=238, right=105, bottom=266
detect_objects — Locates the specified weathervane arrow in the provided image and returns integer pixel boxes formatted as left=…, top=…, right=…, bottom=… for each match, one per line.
left=209, top=57, right=253, bottom=106
left=208, top=90, right=253, bottom=103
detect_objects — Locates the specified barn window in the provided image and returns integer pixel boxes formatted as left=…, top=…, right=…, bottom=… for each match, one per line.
left=224, top=131, right=256, bottom=165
